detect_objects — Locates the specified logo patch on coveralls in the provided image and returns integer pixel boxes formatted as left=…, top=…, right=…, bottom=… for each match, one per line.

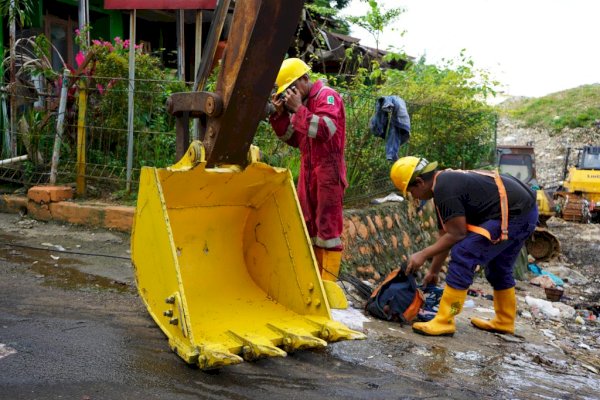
left=327, top=95, right=335, bottom=105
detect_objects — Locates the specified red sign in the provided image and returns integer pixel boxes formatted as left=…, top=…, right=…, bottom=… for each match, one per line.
left=104, top=0, right=217, bottom=10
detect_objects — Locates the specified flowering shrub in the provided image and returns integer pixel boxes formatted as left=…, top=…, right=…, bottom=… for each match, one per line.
left=69, top=29, right=189, bottom=169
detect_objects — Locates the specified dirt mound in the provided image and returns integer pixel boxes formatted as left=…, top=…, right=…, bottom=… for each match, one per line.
left=497, top=117, right=600, bottom=188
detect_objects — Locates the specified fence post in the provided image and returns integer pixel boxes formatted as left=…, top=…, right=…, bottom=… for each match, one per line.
left=125, top=9, right=136, bottom=193
left=1, top=94, right=10, bottom=158
left=76, top=78, right=88, bottom=196
left=8, top=0, right=17, bottom=157
left=50, top=69, right=70, bottom=185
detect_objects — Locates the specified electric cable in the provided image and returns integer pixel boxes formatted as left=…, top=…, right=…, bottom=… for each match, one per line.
left=0, top=241, right=131, bottom=260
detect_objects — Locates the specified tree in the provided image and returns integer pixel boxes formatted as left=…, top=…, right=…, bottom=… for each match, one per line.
left=0, top=0, right=34, bottom=157
left=346, top=0, right=403, bottom=53
left=305, top=0, right=352, bottom=34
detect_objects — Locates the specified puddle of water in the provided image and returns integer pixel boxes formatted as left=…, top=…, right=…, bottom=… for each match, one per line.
left=499, top=352, right=600, bottom=400
left=328, top=326, right=600, bottom=399
left=0, top=236, right=131, bottom=293
left=30, top=263, right=132, bottom=292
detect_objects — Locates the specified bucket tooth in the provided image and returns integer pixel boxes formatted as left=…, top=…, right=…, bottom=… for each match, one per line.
left=305, top=318, right=367, bottom=342
left=322, top=280, right=349, bottom=309
left=228, top=331, right=287, bottom=361
left=267, top=324, right=327, bottom=353
left=197, top=343, right=243, bottom=370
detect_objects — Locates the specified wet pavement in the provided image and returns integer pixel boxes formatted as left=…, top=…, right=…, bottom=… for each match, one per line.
left=0, top=212, right=599, bottom=399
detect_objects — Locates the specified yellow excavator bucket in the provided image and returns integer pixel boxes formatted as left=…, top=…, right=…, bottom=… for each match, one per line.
left=131, top=142, right=364, bottom=369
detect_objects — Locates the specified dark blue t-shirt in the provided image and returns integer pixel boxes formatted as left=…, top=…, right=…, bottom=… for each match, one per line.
left=433, top=170, right=536, bottom=229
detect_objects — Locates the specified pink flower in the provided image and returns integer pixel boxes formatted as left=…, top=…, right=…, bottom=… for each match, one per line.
left=92, top=39, right=102, bottom=46
left=96, top=83, right=105, bottom=95
left=75, top=51, right=86, bottom=68
left=75, top=28, right=80, bottom=35
left=114, top=36, right=122, bottom=44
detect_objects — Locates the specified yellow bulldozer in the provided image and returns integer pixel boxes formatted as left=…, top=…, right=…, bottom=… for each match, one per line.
left=555, top=146, right=600, bottom=223
left=496, top=145, right=561, bottom=261
left=130, top=0, right=364, bottom=370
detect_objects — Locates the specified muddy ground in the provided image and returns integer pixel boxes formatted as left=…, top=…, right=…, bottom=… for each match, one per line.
left=0, top=212, right=599, bottom=399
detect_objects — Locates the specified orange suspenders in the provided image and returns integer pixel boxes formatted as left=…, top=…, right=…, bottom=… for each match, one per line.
left=432, top=170, right=509, bottom=243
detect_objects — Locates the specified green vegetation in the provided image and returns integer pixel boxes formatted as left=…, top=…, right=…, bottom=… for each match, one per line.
left=346, top=0, right=404, bottom=52
left=500, top=84, right=600, bottom=131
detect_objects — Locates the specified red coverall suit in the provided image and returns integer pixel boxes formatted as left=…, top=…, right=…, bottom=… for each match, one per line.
left=269, top=79, right=347, bottom=251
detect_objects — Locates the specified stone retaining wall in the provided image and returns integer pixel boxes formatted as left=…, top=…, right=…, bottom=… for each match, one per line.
left=342, top=201, right=437, bottom=283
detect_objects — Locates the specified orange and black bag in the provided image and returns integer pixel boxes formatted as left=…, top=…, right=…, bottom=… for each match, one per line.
left=365, top=264, right=424, bottom=324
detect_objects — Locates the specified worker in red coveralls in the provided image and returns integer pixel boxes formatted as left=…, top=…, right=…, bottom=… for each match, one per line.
left=270, top=58, right=347, bottom=282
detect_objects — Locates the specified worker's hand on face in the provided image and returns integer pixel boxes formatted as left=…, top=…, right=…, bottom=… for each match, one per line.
left=271, top=93, right=286, bottom=116
left=406, top=251, right=427, bottom=275
left=283, top=86, right=302, bottom=113
left=422, top=271, right=439, bottom=286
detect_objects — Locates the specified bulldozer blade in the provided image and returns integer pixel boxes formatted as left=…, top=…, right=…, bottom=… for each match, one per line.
left=131, top=141, right=362, bottom=370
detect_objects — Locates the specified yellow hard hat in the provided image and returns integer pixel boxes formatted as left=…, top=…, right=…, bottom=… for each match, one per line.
left=275, top=58, right=311, bottom=95
left=390, top=156, right=438, bottom=195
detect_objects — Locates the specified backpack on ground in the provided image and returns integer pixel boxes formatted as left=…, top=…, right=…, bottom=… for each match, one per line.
left=365, top=265, right=424, bottom=324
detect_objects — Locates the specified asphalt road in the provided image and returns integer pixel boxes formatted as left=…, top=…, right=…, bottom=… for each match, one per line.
left=0, top=213, right=474, bottom=400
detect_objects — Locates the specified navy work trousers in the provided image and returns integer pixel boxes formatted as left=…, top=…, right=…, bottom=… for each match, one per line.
left=446, top=206, right=539, bottom=290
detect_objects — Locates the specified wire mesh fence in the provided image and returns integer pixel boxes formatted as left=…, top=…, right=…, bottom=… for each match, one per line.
left=0, top=77, right=497, bottom=204
left=0, top=75, right=186, bottom=194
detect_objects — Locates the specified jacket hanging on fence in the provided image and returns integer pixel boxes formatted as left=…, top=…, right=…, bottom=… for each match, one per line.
left=369, top=96, right=411, bottom=161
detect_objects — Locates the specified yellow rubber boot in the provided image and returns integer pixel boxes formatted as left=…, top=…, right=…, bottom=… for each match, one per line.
left=321, top=249, right=342, bottom=281
left=471, top=287, right=516, bottom=334
left=412, top=285, right=467, bottom=336
left=313, top=246, right=325, bottom=276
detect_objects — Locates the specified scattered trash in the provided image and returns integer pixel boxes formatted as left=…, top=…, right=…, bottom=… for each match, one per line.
left=495, top=333, right=524, bottom=343
left=467, top=289, right=485, bottom=297
left=530, top=275, right=558, bottom=289
left=0, top=344, right=17, bottom=359
left=544, top=266, right=588, bottom=286
left=417, top=285, right=443, bottom=322
left=370, top=193, right=404, bottom=204
left=50, top=255, right=60, bottom=261
left=575, top=315, right=585, bottom=325
left=540, top=329, right=557, bottom=340
left=464, top=299, right=475, bottom=308
left=578, top=343, right=592, bottom=350
left=582, top=364, right=598, bottom=374
left=331, top=308, right=370, bottom=332
left=520, top=310, right=533, bottom=319
left=552, top=302, right=576, bottom=319
left=525, top=296, right=560, bottom=318
left=41, top=243, right=66, bottom=252
left=475, top=307, right=495, bottom=314
left=528, top=263, right=564, bottom=286
left=544, top=286, right=564, bottom=302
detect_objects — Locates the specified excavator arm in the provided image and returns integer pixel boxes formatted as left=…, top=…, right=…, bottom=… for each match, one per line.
left=167, top=0, right=305, bottom=165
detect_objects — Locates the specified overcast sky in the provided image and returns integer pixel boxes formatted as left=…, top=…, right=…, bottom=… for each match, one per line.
left=345, top=0, right=600, bottom=98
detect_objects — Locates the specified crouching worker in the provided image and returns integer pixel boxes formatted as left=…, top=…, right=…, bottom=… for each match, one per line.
left=390, top=157, right=538, bottom=336
left=269, top=58, right=347, bottom=282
